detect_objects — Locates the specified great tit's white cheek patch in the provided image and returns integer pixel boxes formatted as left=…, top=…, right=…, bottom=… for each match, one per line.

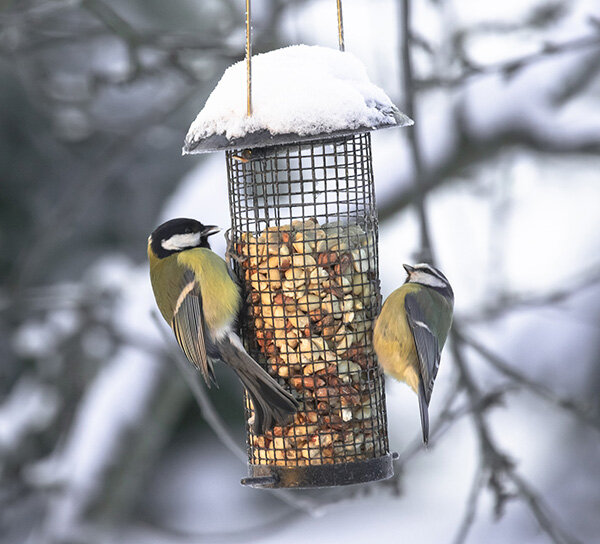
left=161, top=232, right=201, bottom=251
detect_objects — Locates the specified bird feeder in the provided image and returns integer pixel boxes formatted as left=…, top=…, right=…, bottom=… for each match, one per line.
left=183, top=2, right=412, bottom=488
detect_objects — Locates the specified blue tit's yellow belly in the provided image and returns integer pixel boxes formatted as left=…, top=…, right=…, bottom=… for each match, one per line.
left=373, top=284, right=420, bottom=393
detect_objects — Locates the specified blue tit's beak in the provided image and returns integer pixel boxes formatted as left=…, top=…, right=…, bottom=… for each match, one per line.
left=403, top=263, right=415, bottom=275
left=202, top=225, right=221, bottom=237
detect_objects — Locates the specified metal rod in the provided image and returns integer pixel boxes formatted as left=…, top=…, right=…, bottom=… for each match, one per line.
left=336, top=0, right=345, bottom=52
left=246, top=0, right=252, bottom=116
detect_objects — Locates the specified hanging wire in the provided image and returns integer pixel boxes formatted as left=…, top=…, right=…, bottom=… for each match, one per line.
left=245, top=0, right=252, bottom=116
left=336, top=0, right=345, bottom=52
left=245, top=0, right=346, bottom=117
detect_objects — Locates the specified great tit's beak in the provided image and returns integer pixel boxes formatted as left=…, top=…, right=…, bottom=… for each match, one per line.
left=202, top=225, right=221, bottom=237
left=403, top=264, right=415, bottom=275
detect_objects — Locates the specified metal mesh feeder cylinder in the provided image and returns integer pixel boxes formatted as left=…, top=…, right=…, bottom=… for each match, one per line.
left=226, top=132, right=393, bottom=488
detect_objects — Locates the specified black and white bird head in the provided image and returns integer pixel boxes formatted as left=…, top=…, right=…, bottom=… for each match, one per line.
left=149, top=218, right=220, bottom=259
left=403, top=263, right=454, bottom=302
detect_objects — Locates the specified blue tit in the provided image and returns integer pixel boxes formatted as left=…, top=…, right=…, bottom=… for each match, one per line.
left=148, top=218, right=298, bottom=434
left=373, top=263, right=454, bottom=444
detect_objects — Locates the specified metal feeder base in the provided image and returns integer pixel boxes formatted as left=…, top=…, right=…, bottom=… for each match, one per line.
left=241, top=454, right=394, bottom=489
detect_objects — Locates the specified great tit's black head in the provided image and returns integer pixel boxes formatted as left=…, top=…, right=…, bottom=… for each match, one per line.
left=149, top=218, right=220, bottom=259
left=403, top=263, right=454, bottom=301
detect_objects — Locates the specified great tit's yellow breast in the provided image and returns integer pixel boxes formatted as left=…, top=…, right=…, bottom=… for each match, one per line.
left=177, top=248, right=241, bottom=332
left=373, top=283, right=421, bottom=393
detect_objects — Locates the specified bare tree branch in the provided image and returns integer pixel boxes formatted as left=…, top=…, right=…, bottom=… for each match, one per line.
left=9, top=87, right=195, bottom=292
left=80, top=0, right=139, bottom=45
left=378, top=126, right=600, bottom=224
left=456, top=330, right=600, bottom=433
left=151, top=311, right=247, bottom=464
left=460, top=264, right=600, bottom=324
left=451, top=462, right=484, bottom=544
left=508, top=471, right=584, bottom=544
left=397, top=3, right=589, bottom=543
left=399, top=0, right=434, bottom=263
left=150, top=312, right=322, bottom=516
left=415, top=33, right=600, bottom=90
left=451, top=328, right=585, bottom=544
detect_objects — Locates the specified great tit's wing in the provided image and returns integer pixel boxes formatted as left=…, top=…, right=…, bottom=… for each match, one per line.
left=226, top=263, right=239, bottom=286
left=171, top=269, right=217, bottom=386
left=404, top=292, right=440, bottom=405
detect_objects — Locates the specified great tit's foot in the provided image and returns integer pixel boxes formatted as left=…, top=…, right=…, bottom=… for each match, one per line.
left=224, top=228, right=248, bottom=267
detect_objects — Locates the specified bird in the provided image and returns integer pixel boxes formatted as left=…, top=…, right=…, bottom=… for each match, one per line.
left=147, top=217, right=298, bottom=434
left=373, top=263, right=454, bottom=444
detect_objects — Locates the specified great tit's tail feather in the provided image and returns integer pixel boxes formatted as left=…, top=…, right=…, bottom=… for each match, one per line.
left=219, top=334, right=298, bottom=434
left=418, top=380, right=430, bottom=446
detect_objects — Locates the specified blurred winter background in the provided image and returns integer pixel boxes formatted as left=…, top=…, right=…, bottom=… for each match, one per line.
left=1, top=0, right=600, bottom=543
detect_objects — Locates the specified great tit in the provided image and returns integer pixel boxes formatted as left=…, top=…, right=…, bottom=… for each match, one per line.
left=148, top=218, right=298, bottom=434
left=373, top=263, right=454, bottom=444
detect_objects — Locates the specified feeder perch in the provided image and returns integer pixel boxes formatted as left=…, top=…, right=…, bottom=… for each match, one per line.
left=183, top=44, right=412, bottom=488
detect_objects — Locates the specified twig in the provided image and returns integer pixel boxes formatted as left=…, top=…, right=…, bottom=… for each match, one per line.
left=460, top=265, right=600, bottom=324
left=456, top=330, right=600, bottom=433
left=81, top=0, right=139, bottom=44
left=150, top=312, right=322, bottom=516
left=451, top=327, right=584, bottom=544
left=415, top=34, right=600, bottom=90
left=9, top=87, right=196, bottom=292
left=449, top=331, right=515, bottom=489
left=392, top=376, right=462, bottom=470
left=508, top=471, right=584, bottom=544
left=399, top=1, right=507, bottom=533
left=381, top=381, right=459, bottom=495
left=378, top=125, right=600, bottom=224
left=151, top=311, right=246, bottom=463
left=399, top=5, right=586, bottom=542
left=451, top=462, right=484, bottom=544
left=387, top=377, right=512, bottom=496
left=399, top=0, right=434, bottom=263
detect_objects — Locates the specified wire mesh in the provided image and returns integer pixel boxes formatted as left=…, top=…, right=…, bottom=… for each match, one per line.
left=227, top=132, right=390, bottom=482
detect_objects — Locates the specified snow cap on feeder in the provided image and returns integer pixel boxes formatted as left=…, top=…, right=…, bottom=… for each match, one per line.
left=183, top=45, right=413, bottom=154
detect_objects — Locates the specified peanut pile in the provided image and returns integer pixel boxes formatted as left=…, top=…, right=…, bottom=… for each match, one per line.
left=236, top=219, right=387, bottom=466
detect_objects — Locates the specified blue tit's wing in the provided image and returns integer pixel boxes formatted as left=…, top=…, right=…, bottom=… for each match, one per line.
left=171, top=269, right=217, bottom=386
left=404, top=292, right=440, bottom=405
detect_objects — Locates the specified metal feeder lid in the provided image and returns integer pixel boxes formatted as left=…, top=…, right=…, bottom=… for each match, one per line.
left=182, top=45, right=413, bottom=155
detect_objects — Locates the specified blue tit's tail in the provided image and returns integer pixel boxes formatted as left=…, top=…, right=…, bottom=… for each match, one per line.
left=418, top=380, right=430, bottom=445
left=219, top=333, right=299, bottom=434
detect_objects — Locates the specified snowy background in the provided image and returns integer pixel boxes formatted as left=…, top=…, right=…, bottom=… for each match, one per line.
left=1, top=1, right=600, bottom=543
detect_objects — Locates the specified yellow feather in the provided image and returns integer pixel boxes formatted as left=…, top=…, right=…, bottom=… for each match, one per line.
left=177, top=248, right=240, bottom=332
left=373, top=283, right=422, bottom=394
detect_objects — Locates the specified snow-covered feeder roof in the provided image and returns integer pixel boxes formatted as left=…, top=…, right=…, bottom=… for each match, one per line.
left=183, top=45, right=413, bottom=154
